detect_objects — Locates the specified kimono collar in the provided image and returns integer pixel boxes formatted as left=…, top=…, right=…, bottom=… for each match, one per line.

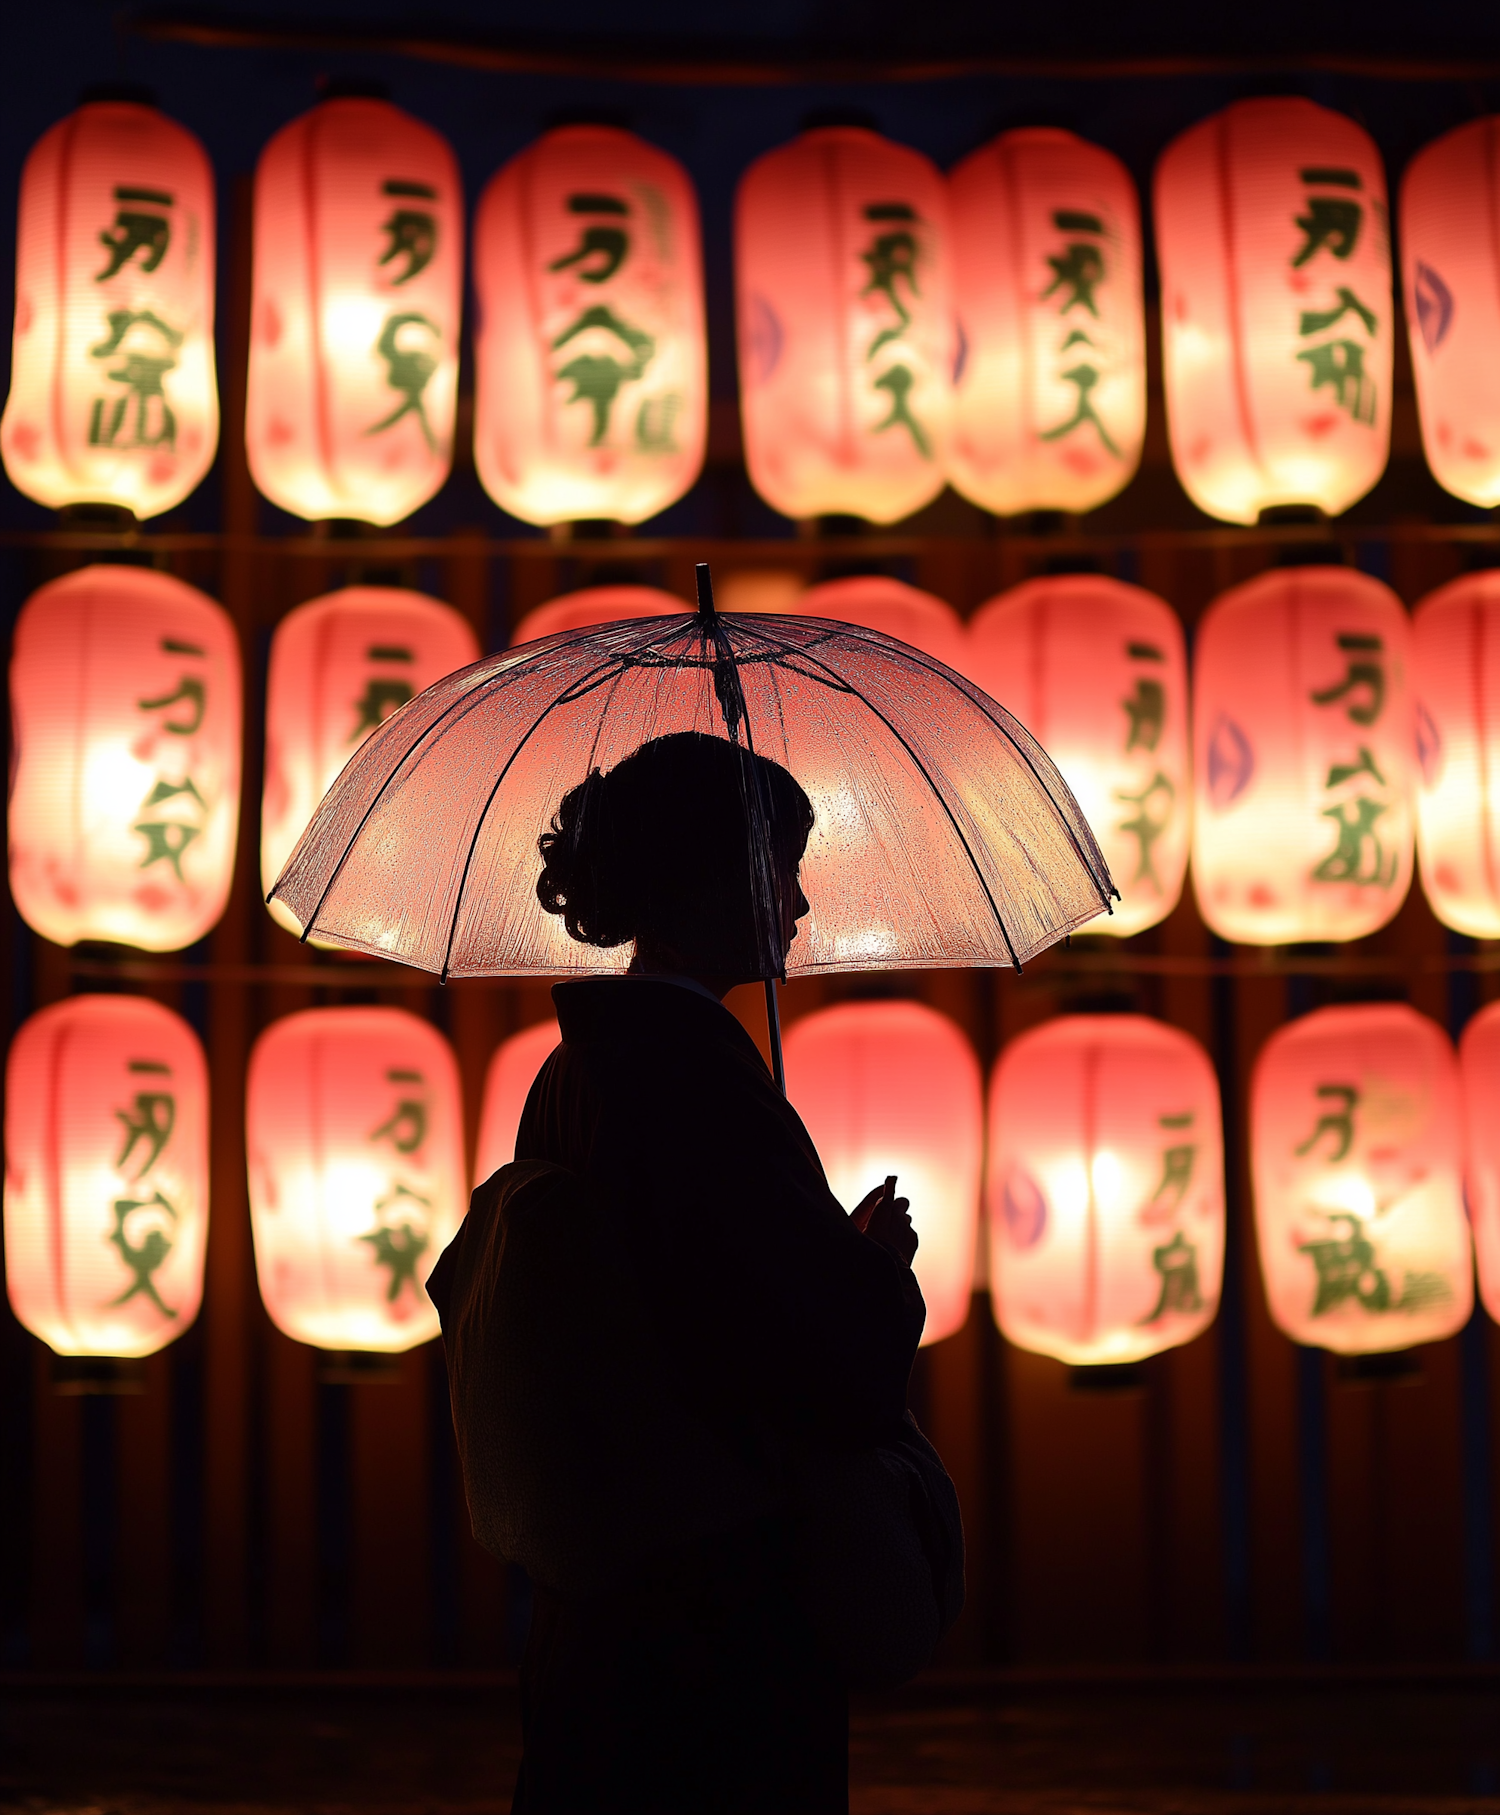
left=550, top=976, right=771, bottom=1076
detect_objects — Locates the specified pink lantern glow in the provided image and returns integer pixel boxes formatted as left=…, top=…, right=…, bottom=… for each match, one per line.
left=261, top=586, right=478, bottom=934
left=473, top=1019, right=560, bottom=1189
left=1, top=100, right=218, bottom=518
left=1459, top=1001, right=1500, bottom=1326
left=794, top=575, right=965, bottom=670
left=1411, top=572, right=1500, bottom=938
left=783, top=1000, right=981, bottom=1345
left=246, top=1007, right=466, bottom=1353
left=735, top=126, right=952, bottom=524
left=987, top=1015, right=1224, bottom=1367
left=1400, top=119, right=1500, bottom=508
left=245, top=97, right=462, bottom=526
left=1155, top=98, right=1393, bottom=523
left=948, top=127, right=1145, bottom=516
left=1252, top=1004, right=1470, bottom=1354
left=1191, top=567, right=1413, bottom=944
left=967, top=577, right=1188, bottom=937
left=9, top=565, right=242, bottom=952
left=4, top=995, right=208, bottom=1357
left=510, top=584, right=689, bottom=647
left=473, top=125, right=707, bottom=526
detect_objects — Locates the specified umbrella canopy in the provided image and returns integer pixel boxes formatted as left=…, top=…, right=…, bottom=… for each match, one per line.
left=272, top=568, right=1115, bottom=981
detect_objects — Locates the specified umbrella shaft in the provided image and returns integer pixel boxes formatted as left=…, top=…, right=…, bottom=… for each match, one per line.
left=764, top=977, right=786, bottom=1096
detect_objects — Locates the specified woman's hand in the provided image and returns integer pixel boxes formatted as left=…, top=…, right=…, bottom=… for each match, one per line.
left=850, top=1175, right=918, bottom=1266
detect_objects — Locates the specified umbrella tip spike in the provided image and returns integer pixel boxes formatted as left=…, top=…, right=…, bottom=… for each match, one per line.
left=695, top=562, right=717, bottom=625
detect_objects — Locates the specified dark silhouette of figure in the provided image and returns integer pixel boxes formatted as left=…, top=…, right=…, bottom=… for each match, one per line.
left=455, top=733, right=924, bottom=1813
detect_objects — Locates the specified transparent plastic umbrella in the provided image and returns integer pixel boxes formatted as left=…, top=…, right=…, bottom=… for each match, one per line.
left=272, top=565, right=1116, bottom=1082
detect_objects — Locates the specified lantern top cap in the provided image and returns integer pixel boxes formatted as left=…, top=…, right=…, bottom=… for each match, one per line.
left=77, top=82, right=158, bottom=107
left=314, top=76, right=393, bottom=101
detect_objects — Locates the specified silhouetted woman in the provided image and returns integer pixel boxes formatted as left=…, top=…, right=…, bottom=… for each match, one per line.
left=504, top=732, right=925, bottom=1813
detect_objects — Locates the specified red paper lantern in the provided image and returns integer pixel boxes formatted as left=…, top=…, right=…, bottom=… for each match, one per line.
left=473, top=1018, right=560, bottom=1189
left=967, top=577, right=1188, bottom=937
left=1252, top=1004, right=1470, bottom=1354
left=246, top=1007, right=466, bottom=1353
left=735, top=126, right=952, bottom=524
left=1, top=100, right=217, bottom=518
left=245, top=98, right=462, bottom=526
left=794, top=575, right=965, bottom=670
left=4, top=995, right=209, bottom=1357
left=1155, top=99, right=1393, bottom=523
left=948, top=128, right=1145, bottom=515
left=783, top=1000, right=981, bottom=1345
left=1411, top=573, right=1500, bottom=938
left=987, top=1015, right=1224, bottom=1367
left=261, top=586, right=478, bottom=933
left=8, top=564, right=242, bottom=952
left=1400, top=119, right=1500, bottom=508
left=1459, top=1001, right=1500, bottom=1326
left=474, top=125, right=707, bottom=526
left=1192, top=567, right=1414, bottom=944
left=510, top=583, right=689, bottom=647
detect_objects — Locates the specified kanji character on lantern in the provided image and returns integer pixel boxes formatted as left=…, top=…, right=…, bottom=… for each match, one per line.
left=8, top=565, right=241, bottom=952
left=245, top=96, right=462, bottom=525
left=246, top=1007, right=466, bottom=1353
left=510, top=584, right=689, bottom=647
left=1155, top=99, right=1392, bottom=523
left=1192, top=567, right=1413, bottom=944
left=262, top=587, right=479, bottom=933
left=1, top=99, right=218, bottom=517
left=735, top=126, right=953, bottom=523
left=988, top=1015, right=1224, bottom=1366
left=784, top=1000, right=982, bottom=1345
left=1252, top=1004, right=1470, bottom=1353
left=967, top=577, right=1188, bottom=936
left=794, top=575, right=966, bottom=670
left=1399, top=118, right=1500, bottom=509
left=474, top=126, right=707, bottom=526
left=5, top=995, right=209, bottom=1357
left=1459, top=1000, right=1500, bottom=1326
left=473, top=1019, right=560, bottom=1188
left=948, top=128, right=1145, bottom=515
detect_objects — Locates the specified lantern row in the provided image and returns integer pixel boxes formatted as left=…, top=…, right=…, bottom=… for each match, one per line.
left=6, top=96, right=1500, bottom=530
left=14, top=562, right=1500, bottom=957
left=7, top=994, right=1498, bottom=1368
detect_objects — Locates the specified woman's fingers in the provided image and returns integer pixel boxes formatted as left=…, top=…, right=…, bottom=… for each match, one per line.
left=850, top=1183, right=888, bottom=1231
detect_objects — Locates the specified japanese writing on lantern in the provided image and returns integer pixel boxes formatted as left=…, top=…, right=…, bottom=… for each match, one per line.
left=1290, top=166, right=1380, bottom=428
left=367, top=175, right=443, bottom=451
left=89, top=186, right=183, bottom=452
left=109, top=1056, right=180, bottom=1320
left=1309, top=631, right=1398, bottom=889
left=859, top=200, right=930, bottom=458
left=546, top=191, right=679, bottom=454
left=134, top=634, right=210, bottom=887
left=1038, top=208, right=1120, bottom=460
left=350, top=644, right=415, bottom=744
left=1113, top=638, right=1174, bottom=894
left=1140, top=1109, right=1204, bottom=1322
left=363, top=1066, right=432, bottom=1304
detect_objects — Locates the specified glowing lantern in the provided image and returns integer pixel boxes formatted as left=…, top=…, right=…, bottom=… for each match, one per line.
left=988, top=1016, right=1223, bottom=1366
left=1252, top=1004, right=1470, bottom=1354
left=968, top=577, right=1188, bottom=936
left=262, top=586, right=478, bottom=933
left=4, top=995, right=208, bottom=1357
left=1411, top=573, right=1500, bottom=938
left=473, top=1019, right=560, bottom=1189
left=474, top=125, right=707, bottom=526
left=510, top=583, right=688, bottom=646
left=1400, top=119, right=1500, bottom=508
left=1155, top=98, right=1393, bottom=523
left=735, top=126, right=952, bottom=524
left=246, top=1007, right=465, bottom=1353
left=8, top=565, right=241, bottom=952
left=1, top=99, right=218, bottom=518
left=795, top=575, right=965, bottom=670
left=948, top=128, right=1145, bottom=516
left=1192, top=567, right=1413, bottom=944
left=1459, top=1002, right=1500, bottom=1326
left=246, top=97, right=462, bottom=526
left=783, top=1000, right=981, bottom=1345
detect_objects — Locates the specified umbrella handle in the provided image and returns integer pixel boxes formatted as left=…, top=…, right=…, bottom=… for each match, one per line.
left=764, top=977, right=786, bottom=1096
